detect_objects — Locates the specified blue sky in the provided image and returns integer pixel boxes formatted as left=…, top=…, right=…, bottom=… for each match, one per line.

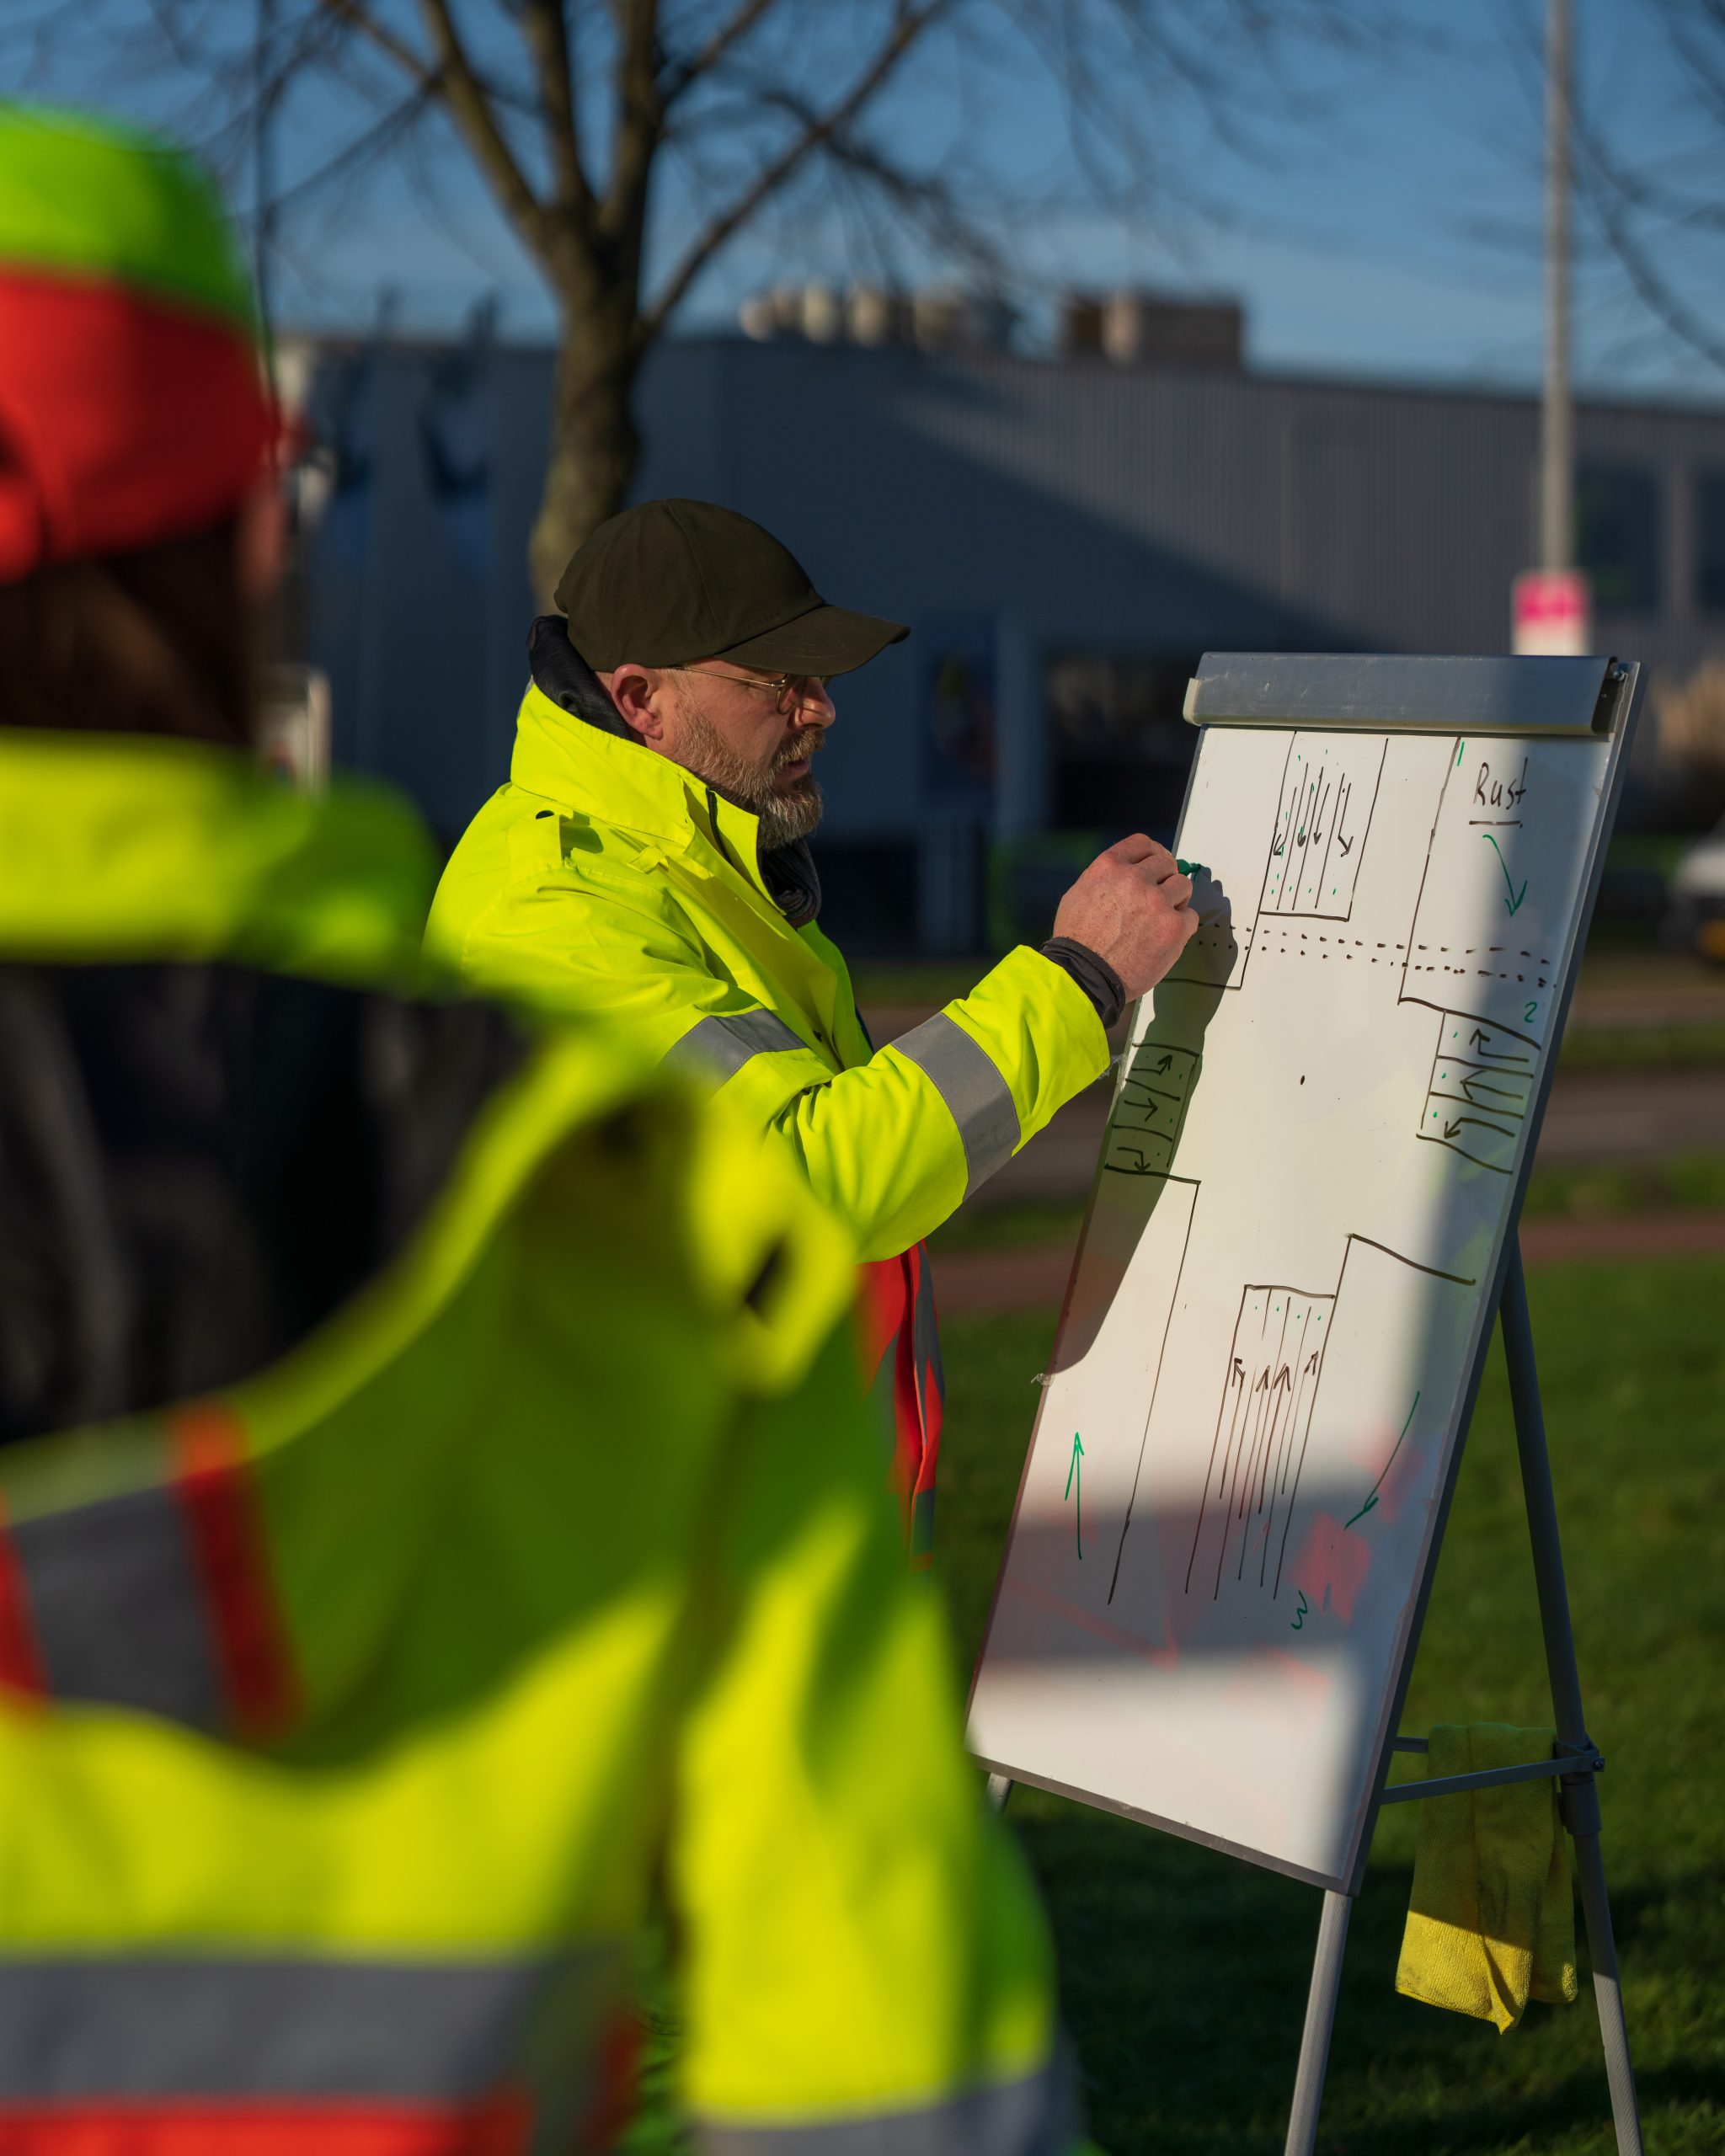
left=10, top=0, right=1722, bottom=402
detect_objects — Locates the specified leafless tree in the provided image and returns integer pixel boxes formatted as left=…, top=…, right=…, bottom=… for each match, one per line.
left=1485, top=0, right=1725, bottom=385
left=3, top=0, right=1398, bottom=600
left=1571, top=0, right=1725, bottom=377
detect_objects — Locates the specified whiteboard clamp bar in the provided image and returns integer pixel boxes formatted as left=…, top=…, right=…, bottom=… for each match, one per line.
left=1184, top=653, right=1626, bottom=734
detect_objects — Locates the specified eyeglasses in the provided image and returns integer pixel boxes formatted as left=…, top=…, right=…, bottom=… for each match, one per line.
left=667, top=665, right=832, bottom=718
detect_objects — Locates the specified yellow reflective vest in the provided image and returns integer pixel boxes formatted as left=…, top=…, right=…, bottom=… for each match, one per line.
left=0, top=729, right=1073, bottom=2155
left=427, top=677, right=1112, bottom=1557
left=425, top=680, right=1112, bottom=1267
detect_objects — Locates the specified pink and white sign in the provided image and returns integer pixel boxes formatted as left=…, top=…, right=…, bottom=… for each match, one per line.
left=1512, top=569, right=1591, bottom=657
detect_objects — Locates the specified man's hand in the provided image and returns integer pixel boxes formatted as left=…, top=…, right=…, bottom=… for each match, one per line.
left=1051, top=835, right=1199, bottom=1002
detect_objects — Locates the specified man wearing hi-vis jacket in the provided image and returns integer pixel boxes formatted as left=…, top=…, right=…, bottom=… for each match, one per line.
left=427, top=499, right=1199, bottom=1554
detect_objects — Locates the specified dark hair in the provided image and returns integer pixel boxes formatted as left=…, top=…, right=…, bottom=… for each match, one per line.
left=0, top=519, right=254, bottom=745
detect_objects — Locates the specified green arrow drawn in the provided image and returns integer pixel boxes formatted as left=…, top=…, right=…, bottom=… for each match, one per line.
left=1065, top=1431, right=1085, bottom=1559
left=1483, top=832, right=1528, bottom=915
left=1345, top=1391, right=1420, bottom=1530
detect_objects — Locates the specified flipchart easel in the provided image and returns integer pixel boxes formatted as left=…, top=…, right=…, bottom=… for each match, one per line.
left=976, top=653, right=1646, bottom=2156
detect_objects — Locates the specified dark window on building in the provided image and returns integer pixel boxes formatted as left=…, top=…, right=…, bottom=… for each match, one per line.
left=1045, top=651, right=1201, bottom=839
left=1695, top=470, right=1725, bottom=615
left=812, top=839, right=919, bottom=958
left=1576, top=465, right=1661, bottom=612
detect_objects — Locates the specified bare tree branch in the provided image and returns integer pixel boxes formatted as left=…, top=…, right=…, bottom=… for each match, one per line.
left=518, top=0, right=597, bottom=227
left=406, top=0, right=558, bottom=261
left=314, top=0, right=438, bottom=92
left=600, top=0, right=664, bottom=264
left=643, top=0, right=956, bottom=337
left=662, top=0, right=782, bottom=104
left=1573, top=125, right=1725, bottom=373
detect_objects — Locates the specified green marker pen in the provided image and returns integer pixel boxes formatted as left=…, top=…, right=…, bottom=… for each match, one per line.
left=1177, top=859, right=1206, bottom=878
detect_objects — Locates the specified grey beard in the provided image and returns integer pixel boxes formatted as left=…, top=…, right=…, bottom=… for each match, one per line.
left=674, top=709, right=825, bottom=850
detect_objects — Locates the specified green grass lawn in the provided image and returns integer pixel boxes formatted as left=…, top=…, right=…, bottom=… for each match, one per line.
left=935, top=1256, right=1725, bottom=2153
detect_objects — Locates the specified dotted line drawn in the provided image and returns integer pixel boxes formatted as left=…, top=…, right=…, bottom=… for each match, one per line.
left=1397, top=739, right=1564, bottom=1033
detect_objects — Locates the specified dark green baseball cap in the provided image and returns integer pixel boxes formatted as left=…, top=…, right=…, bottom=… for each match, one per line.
left=553, top=498, right=908, bottom=675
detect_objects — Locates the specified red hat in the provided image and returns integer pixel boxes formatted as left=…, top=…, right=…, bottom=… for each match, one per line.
left=0, top=106, right=277, bottom=582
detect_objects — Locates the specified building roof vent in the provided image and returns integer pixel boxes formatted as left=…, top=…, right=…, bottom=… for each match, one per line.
left=737, top=281, right=1014, bottom=352
left=1061, top=290, right=1244, bottom=370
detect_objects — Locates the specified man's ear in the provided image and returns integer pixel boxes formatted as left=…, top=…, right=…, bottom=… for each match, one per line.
left=601, top=662, right=666, bottom=741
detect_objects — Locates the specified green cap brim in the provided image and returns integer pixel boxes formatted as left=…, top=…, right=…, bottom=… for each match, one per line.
left=716, top=603, right=908, bottom=678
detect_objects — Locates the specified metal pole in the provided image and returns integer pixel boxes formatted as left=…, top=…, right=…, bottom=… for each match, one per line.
left=1499, top=1244, right=1642, bottom=2156
left=985, top=1773, right=1012, bottom=1814
left=1541, top=0, right=1573, bottom=572
left=1283, top=1890, right=1351, bottom=2156
left=254, top=0, right=278, bottom=392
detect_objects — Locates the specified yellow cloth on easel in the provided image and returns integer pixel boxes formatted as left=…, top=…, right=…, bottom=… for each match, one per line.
left=1395, top=1722, right=1579, bottom=2032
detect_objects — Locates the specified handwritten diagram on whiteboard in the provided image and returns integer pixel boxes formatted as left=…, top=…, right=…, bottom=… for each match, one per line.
left=967, top=715, right=1618, bottom=1891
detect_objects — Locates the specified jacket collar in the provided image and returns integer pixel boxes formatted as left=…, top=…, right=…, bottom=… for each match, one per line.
left=0, top=728, right=436, bottom=982
left=516, top=616, right=822, bottom=928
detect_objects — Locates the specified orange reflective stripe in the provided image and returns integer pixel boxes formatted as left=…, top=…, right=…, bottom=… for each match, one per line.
left=905, top=1246, right=943, bottom=1567
left=168, top=1404, right=297, bottom=1739
left=857, top=1246, right=943, bottom=1564
left=0, top=2094, right=531, bottom=2154
left=0, top=1495, right=45, bottom=1702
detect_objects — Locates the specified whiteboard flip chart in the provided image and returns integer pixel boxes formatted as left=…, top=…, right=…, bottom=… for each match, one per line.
left=966, top=654, right=1641, bottom=1894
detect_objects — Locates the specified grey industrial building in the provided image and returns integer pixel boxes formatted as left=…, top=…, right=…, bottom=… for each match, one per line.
left=287, top=316, right=1725, bottom=952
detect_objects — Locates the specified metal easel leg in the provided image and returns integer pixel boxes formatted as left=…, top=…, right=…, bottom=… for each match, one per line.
left=1283, top=1889, right=1352, bottom=2156
left=985, top=1773, right=1012, bottom=1814
left=1500, top=1242, right=1643, bottom=2156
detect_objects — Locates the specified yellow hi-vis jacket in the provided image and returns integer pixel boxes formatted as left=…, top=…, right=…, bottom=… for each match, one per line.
left=0, top=728, right=1073, bottom=2156
left=425, top=682, right=1111, bottom=1264
left=425, top=681, right=1112, bottom=1554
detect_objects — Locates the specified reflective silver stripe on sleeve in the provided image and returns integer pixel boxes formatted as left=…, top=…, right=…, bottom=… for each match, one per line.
left=697, top=2059, right=1070, bottom=2156
left=0, top=1951, right=616, bottom=2100
left=661, top=1009, right=809, bottom=1088
left=889, top=1014, right=1021, bottom=1198
left=11, top=1486, right=224, bottom=1731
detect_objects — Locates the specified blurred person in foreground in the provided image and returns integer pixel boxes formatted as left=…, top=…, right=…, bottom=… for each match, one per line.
left=427, top=502, right=1199, bottom=1560
left=0, top=108, right=1079, bottom=2155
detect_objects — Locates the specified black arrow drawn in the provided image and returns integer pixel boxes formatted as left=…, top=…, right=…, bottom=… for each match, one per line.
left=1443, top=1114, right=1514, bottom=1142
left=1468, top=1027, right=1530, bottom=1065
left=1333, top=778, right=1354, bottom=858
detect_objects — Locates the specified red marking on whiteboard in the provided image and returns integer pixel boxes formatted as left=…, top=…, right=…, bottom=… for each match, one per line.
left=1286, top=1513, right=1372, bottom=1624
left=1001, top=1573, right=1180, bottom=1668
left=1222, top=1646, right=1332, bottom=1738
left=1369, top=1427, right=1428, bottom=1527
